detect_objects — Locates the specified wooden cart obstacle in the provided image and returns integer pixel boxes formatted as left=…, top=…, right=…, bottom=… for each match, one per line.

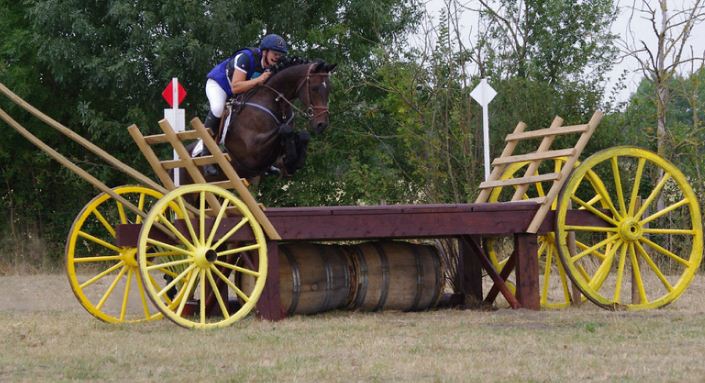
left=2, top=79, right=702, bottom=329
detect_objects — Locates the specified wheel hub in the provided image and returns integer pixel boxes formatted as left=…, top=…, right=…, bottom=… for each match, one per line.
left=618, top=217, right=642, bottom=241
left=121, top=248, right=139, bottom=268
left=194, top=247, right=218, bottom=268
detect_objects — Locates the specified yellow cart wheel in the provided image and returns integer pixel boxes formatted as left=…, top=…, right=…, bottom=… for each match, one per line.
left=487, top=158, right=608, bottom=308
left=66, top=185, right=180, bottom=323
left=137, top=184, right=268, bottom=329
left=555, top=146, right=703, bottom=310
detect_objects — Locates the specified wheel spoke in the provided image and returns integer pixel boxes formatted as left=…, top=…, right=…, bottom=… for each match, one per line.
left=77, top=231, right=120, bottom=252
left=575, top=240, right=607, bottom=260
left=146, top=260, right=180, bottom=278
left=639, top=236, right=691, bottom=267
left=628, top=157, right=646, bottom=216
left=610, top=156, right=627, bottom=216
left=206, top=199, right=231, bottom=248
left=564, top=225, right=617, bottom=233
left=199, top=192, right=206, bottom=244
left=589, top=176, right=623, bottom=221
left=147, top=273, right=174, bottom=305
left=641, top=198, right=689, bottom=225
left=569, top=194, right=619, bottom=226
left=212, top=217, right=249, bottom=249
left=629, top=243, right=648, bottom=304
left=73, top=255, right=123, bottom=263
left=556, top=255, right=572, bottom=303
left=571, top=234, right=619, bottom=262
left=587, top=240, right=623, bottom=291
left=79, top=261, right=124, bottom=289
left=218, top=243, right=262, bottom=257
left=145, top=238, right=193, bottom=257
left=96, top=265, right=128, bottom=310
left=135, top=270, right=152, bottom=319
left=146, top=258, right=192, bottom=271
left=175, top=268, right=199, bottom=317
left=207, top=269, right=231, bottom=319
left=635, top=173, right=671, bottom=219
left=158, top=264, right=196, bottom=298
left=155, top=213, right=196, bottom=250
left=211, top=265, right=250, bottom=303
left=635, top=242, right=673, bottom=292
left=641, top=228, right=695, bottom=235
left=612, top=242, right=629, bottom=302
left=136, top=192, right=147, bottom=224
left=120, top=268, right=133, bottom=320
left=116, top=199, right=128, bottom=225
left=199, top=269, right=206, bottom=325
left=144, top=249, right=184, bottom=258
left=91, top=208, right=116, bottom=238
left=214, top=260, right=261, bottom=277
left=540, top=244, right=553, bottom=305
left=176, top=195, right=200, bottom=247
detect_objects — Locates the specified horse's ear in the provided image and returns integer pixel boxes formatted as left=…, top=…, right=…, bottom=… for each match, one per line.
left=325, top=63, right=337, bottom=73
left=313, top=60, right=326, bottom=73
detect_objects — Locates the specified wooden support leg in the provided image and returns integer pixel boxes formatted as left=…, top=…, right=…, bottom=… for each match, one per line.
left=484, top=249, right=516, bottom=305
left=514, top=233, right=540, bottom=310
left=461, top=235, right=520, bottom=309
left=257, top=240, right=284, bottom=321
left=459, top=236, right=483, bottom=308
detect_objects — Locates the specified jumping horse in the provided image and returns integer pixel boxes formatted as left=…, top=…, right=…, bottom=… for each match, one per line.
left=209, top=57, right=336, bottom=180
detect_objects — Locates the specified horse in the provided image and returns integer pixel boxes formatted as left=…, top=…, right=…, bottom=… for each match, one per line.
left=212, top=57, right=336, bottom=180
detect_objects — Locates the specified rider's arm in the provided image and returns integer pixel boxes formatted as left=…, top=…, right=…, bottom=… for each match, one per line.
left=230, top=70, right=270, bottom=95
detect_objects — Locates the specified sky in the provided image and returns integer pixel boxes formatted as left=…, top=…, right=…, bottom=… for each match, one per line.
left=420, top=0, right=705, bottom=104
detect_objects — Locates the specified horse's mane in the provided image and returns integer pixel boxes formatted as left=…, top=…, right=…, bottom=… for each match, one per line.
left=270, top=56, right=318, bottom=74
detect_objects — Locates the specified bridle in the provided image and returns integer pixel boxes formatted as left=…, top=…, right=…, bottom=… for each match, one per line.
left=262, top=63, right=330, bottom=122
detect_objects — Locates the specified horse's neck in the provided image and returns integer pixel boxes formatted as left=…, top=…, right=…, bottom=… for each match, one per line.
left=264, top=66, right=306, bottom=100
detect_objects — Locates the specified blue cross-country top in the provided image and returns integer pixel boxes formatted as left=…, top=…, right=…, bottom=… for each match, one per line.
left=206, top=48, right=264, bottom=97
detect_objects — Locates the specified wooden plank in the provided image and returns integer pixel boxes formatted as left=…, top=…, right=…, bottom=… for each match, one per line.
left=143, top=129, right=203, bottom=144
left=475, top=121, right=527, bottom=203
left=160, top=153, right=232, bottom=170
left=492, top=148, right=575, bottom=166
left=505, top=124, right=588, bottom=141
left=514, top=233, right=540, bottom=310
left=478, top=173, right=560, bottom=189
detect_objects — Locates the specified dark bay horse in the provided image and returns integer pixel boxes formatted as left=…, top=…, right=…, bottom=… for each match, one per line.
left=217, top=58, right=336, bottom=179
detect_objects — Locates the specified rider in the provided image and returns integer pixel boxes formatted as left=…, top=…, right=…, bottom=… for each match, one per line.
left=200, top=34, right=288, bottom=175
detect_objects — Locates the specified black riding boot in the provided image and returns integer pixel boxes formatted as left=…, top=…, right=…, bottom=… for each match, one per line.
left=200, top=112, right=221, bottom=177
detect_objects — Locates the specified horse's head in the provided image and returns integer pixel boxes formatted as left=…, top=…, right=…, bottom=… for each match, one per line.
left=297, top=61, right=336, bottom=134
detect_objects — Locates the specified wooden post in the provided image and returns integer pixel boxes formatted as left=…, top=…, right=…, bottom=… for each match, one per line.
left=459, top=236, right=483, bottom=308
left=257, top=240, right=283, bottom=321
left=514, top=233, right=540, bottom=310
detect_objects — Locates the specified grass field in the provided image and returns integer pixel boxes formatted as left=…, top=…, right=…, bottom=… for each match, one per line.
left=2, top=274, right=705, bottom=382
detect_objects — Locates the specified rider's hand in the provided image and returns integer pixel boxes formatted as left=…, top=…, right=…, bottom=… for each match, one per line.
left=257, top=71, right=272, bottom=83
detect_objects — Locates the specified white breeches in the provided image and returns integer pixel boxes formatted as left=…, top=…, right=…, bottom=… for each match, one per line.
left=205, top=79, right=228, bottom=118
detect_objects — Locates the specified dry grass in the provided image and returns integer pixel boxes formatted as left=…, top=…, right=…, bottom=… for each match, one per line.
left=2, top=274, right=705, bottom=382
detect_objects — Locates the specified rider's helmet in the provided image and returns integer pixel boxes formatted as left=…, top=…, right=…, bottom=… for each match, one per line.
left=259, top=34, right=288, bottom=54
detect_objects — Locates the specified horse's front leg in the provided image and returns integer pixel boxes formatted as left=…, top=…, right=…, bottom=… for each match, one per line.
left=283, top=131, right=310, bottom=175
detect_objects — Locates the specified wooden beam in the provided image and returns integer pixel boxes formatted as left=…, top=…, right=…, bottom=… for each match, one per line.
left=505, top=124, right=588, bottom=141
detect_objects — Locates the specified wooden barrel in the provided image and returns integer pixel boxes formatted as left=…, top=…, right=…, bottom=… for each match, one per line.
left=348, top=241, right=443, bottom=312
left=256, top=243, right=353, bottom=316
